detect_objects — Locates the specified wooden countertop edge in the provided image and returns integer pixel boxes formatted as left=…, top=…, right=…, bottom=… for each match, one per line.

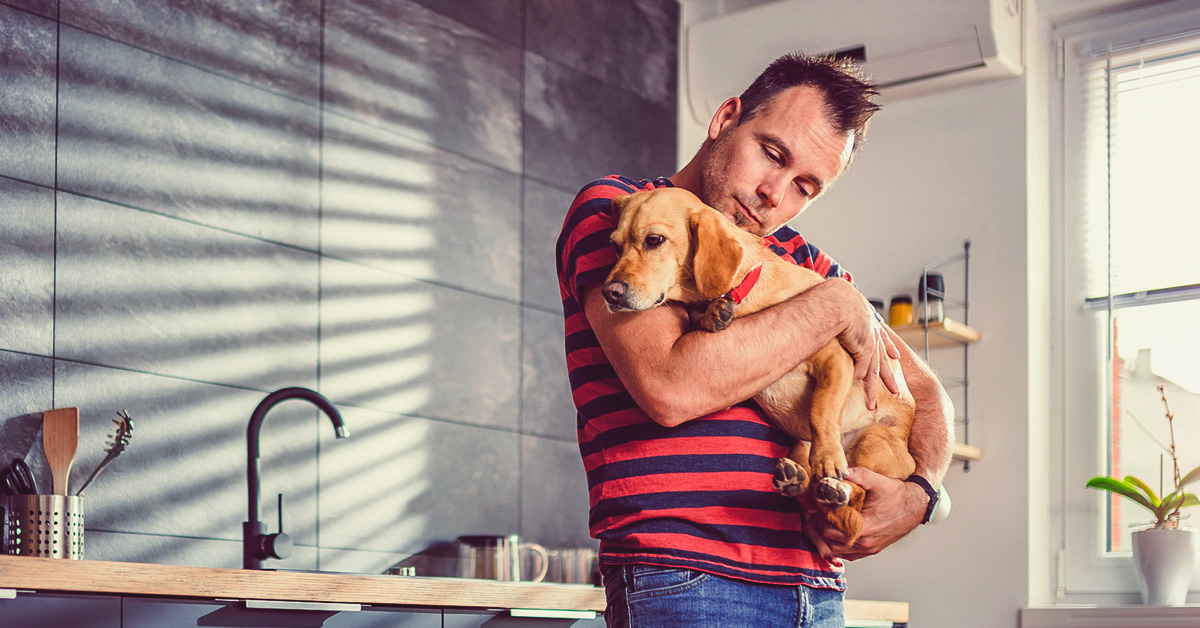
left=0, top=556, right=907, bottom=621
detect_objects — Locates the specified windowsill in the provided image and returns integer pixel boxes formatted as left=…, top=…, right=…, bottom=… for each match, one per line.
left=1021, top=605, right=1200, bottom=628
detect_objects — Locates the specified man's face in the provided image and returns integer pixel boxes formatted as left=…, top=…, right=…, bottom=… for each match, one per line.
left=699, top=85, right=854, bottom=238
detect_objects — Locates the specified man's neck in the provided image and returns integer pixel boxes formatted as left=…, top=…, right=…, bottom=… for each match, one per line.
left=668, top=150, right=706, bottom=196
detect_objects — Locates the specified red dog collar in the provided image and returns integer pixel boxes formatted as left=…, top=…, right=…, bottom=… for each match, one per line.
left=724, top=264, right=763, bottom=304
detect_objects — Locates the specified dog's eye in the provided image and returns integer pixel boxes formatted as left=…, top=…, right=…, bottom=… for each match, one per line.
left=644, top=234, right=665, bottom=248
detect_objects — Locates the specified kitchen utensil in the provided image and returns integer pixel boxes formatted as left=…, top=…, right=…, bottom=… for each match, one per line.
left=456, top=535, right=548, bottom=582
left=7, top=494, right=84, bottom=559
left=0, top=458, right=36, bottom=496
left=76, top=410, right=134, bottom=495
left=42, top=407, right=79, bottom=496
left=546, top=547, right=598, bottom=585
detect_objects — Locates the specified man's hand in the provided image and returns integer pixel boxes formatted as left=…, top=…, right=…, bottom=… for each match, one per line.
left=824, top=280, right=901, bottom=410
left=813, top=467, right=927, bottom=561
left=860, top=314, right=901, bottom=410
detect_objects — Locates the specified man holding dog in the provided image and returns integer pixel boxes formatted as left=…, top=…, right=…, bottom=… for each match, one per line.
left=556, top=53, right=954, bottom=627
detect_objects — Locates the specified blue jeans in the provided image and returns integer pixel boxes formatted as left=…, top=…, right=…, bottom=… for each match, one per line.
left=601, top=564, right=845, bottom=628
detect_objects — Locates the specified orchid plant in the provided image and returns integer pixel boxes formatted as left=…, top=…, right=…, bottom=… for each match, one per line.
left=1087, top=385, right=1200, bottom=530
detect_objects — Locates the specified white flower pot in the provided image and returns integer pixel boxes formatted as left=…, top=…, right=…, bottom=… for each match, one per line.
left=1132, top=528, right=1198, bottom=606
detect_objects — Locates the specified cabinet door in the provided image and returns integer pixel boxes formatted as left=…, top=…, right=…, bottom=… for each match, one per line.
left=323, top=605, right=440, bottom=627
left=444, top=610, right=604, bottom=628
left=124, top=597, right=440, bottom=628
left=0, top=591, right=120, bottom=628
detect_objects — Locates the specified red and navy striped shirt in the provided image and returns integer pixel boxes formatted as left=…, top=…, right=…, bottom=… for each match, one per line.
left=556, top=176, right=852, bottom=589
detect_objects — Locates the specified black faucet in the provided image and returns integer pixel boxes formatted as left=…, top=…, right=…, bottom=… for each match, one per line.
left=243, top=387, right=350, bottom=570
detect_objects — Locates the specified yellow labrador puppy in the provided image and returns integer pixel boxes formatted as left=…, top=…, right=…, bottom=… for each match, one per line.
left=601, top=187, right=916, bottom=557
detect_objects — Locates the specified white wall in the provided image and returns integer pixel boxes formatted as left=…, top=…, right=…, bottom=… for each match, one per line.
left=676, top=2, right=1058, bottom=626
left=801, top=77, right=1033, bottom=628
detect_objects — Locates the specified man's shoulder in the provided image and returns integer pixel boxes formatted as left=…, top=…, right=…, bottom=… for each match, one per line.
left=765, top=224, right=806, bottom=249
left=764, top=226, right=850, bottom=281
left=570, top=175, right=673, bottom=207
left=764, top=224, right=809, bottom=262
left=561, top=175, right=672, bottom=243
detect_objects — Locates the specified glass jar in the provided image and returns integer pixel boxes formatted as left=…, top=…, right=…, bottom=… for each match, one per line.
left=888, top=294, right=913, bottom=326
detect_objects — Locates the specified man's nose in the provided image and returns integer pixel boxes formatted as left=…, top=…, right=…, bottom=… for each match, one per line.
left=757, top=177, right=786, bottom=209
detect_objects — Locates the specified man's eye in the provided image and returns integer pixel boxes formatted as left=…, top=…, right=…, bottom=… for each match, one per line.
left=644, top=234, right=665, bottom=248
left=763, top=147, right=782, bottom=164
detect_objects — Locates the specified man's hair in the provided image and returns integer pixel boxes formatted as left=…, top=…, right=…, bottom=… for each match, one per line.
left=738, top=52, right=880, bottom=160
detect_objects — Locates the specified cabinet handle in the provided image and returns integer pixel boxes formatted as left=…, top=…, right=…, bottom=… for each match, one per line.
left=510, top=608, right=597, bottom=619
left=243, top=599, right=361, bottom=612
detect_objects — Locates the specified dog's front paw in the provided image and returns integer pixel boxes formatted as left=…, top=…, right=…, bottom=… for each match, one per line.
left=697, top=297, right=737, bottom=332
left=810, top=447, right=849, bottom=482
left=814, top=477, right=852, bottom=508
left=772, top=458, right=808, bottom=497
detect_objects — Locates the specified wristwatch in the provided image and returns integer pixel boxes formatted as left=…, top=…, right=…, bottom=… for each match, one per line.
left=904, top=474, right=940, bottom=525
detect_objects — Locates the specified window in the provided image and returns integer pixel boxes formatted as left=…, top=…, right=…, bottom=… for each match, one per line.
left=1058, top=4, right=1200, bottom=597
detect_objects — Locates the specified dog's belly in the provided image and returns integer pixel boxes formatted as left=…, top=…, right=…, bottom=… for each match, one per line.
left=754, top=364, right=880, bottom=445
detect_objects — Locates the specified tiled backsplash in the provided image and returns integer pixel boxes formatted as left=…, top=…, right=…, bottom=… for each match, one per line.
left=0, top=0, right=677, bottom=574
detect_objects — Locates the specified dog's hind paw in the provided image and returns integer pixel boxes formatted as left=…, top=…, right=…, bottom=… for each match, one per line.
left=814, top=477, right=852, bottom=509
left=772, top=458, right=808, bottom=497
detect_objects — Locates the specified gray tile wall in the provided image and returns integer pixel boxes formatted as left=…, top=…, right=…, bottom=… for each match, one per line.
left=0, top=0, right=677, bottom=575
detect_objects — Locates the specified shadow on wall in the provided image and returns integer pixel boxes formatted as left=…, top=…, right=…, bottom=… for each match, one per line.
left=0, top=0, right=537, bottom=573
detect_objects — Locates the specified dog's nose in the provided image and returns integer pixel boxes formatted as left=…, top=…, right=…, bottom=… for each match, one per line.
left=602, top=281, right=628, bottom=306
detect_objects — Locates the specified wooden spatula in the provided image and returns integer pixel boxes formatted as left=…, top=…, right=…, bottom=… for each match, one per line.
left=43, top=407, right=80, bottom=495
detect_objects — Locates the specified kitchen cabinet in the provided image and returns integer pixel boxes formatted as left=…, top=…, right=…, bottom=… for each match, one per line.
left=0, top=557, right=906, bottom=626
left=125, top=597, right=475, bottom=628
left=0, top=591, right=120, bottom=628
left=125, top=597, right=359, bottom=628
left=444, top=610, right=603, bottom=628
left=324, top=605, right=441, bottom=628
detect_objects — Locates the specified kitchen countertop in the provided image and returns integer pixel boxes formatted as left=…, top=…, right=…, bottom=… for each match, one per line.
left=0, top=555, right=908, bottom=622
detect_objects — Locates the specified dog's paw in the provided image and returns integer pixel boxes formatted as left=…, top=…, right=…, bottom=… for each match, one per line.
left=810, top=448, right=849, bottom=482
left=772, top=458, right=808, bottom=497
left=773, top=462, right=807, bottom=497
left=814, top=477, right=853, bottom=509
left=698, top=297, right=737, bottom=332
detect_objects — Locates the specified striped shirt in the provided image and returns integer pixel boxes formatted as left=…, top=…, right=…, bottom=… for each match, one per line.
left=556, top=175, right=853, bottom=590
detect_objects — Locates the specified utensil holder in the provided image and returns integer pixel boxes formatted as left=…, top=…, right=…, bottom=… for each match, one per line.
left=6, top=494, right=84, bottom=559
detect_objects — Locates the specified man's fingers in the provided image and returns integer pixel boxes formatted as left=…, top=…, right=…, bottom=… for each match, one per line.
left=882, top=328, right=901, bottom=359
left=879, top=358, right=900, bottom=395
left=844, top=466, right=885, bottom=489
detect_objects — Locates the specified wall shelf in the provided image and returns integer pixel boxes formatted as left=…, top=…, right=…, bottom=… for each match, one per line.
left=893, top=318, right=981, bottom=349
left=895, top=241, right=980, bottom=470
left=952, top=442, right=983, bottom=462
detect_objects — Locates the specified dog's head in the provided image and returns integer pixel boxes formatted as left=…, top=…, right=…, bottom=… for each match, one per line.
left=601, top=188, right=748, bottom=312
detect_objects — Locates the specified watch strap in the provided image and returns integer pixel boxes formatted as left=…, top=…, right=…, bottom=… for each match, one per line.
left=905, top=474, right=939, bottom=525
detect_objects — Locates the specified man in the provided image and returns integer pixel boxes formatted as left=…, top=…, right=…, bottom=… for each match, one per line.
left=556, top=53, right=954, bottom=627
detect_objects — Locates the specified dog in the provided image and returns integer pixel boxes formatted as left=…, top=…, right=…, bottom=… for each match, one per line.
left=600, top=187, right=916, bottom=559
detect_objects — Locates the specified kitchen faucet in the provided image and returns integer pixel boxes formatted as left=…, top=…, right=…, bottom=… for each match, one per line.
left=243, top=386, right=350, bottom=570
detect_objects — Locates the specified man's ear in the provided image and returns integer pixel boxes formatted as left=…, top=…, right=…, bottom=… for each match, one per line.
left=709, top=97, right=742, bottom=141
left=691, top=208, right=744, bottom=299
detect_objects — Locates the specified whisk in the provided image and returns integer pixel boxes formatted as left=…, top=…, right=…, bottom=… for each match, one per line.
left=76, top=410, right=134, bottom=495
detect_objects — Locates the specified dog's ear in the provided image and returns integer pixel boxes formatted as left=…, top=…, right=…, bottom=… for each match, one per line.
left=691, top=208, right=744, bottom=299
left=610, top=194, right=632, bottom=220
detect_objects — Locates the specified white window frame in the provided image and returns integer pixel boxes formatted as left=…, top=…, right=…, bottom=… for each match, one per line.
left=1053, top=1, right=1200, bottom=600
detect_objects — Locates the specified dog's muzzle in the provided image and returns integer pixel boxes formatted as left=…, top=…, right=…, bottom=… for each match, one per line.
left=602, top=281, right=629, bottom=309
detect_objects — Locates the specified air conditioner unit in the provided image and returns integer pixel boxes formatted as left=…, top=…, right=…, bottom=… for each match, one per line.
left=685, top=0, right=1024, bottom=124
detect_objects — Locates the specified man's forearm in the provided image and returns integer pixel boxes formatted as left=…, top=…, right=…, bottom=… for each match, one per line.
left=585, top=278, right=871, bottom=426
left=889, top=328, right=955, bottom=485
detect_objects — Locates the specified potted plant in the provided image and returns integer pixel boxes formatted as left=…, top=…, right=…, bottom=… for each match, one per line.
left=1087, top=385, right=1200, bottom=605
